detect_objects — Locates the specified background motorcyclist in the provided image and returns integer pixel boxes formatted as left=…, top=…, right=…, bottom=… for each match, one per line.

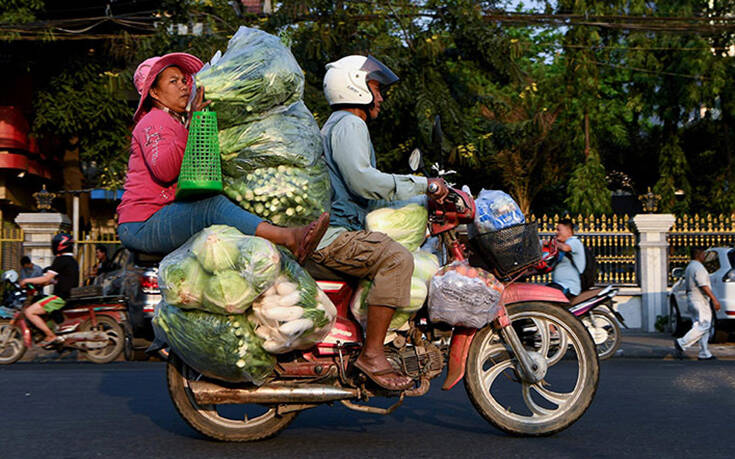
left=19, top=233, right=80, bottom=347
left=548, top=218, right=585, bottom=299
left=310, top=55, right=448, bottom=391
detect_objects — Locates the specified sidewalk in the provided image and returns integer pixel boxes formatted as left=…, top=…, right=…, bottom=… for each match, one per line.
left=617, top=332, right=735, bottom=360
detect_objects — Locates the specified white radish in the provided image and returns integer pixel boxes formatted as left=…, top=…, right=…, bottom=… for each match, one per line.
left=278, top=318, right=314, bottom=337
left=319, top=300, right=337, bottom=318
left=263, top=339, right=287, bottom=354
left=263, top=285, right=277, bottom=297
left=263, top=306, right=304, bottom=322
left=254, top=326, right=272, bottom=340
left=276, top=281, right=298, bottom=296
left=278, top=291, right=302, bottom=307
left=260, top=295, right=281, bottom=309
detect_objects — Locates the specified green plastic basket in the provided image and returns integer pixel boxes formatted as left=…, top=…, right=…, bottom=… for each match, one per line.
left=176, top=110, right=223, bottom=200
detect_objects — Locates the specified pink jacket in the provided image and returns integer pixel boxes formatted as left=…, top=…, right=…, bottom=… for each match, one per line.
left=117, top=109, right=188, bottom=223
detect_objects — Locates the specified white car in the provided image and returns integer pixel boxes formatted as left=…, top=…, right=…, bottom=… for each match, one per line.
left=668, top=247, right=735, bottom=342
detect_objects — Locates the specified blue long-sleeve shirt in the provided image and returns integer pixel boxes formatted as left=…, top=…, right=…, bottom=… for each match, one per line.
left=317, top=111, right=427, bottom=250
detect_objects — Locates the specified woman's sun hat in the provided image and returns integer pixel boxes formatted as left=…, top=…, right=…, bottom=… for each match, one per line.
left=132, top=52, right=204, bottom=124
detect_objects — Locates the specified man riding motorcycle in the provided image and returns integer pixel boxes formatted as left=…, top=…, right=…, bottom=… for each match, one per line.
left=19, top=233, right=80, bottom=347
left=309, top=55, right=448, bottom=391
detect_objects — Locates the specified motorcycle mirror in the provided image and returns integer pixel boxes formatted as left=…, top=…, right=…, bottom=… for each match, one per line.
left=408, top=148, right=423, bottom=172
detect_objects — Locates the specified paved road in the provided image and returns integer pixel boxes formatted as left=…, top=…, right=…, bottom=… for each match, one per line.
left=1, top=360, right=733, bottom=459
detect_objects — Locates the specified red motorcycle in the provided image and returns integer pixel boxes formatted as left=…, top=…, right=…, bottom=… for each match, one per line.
left=0, top=279, right=128, bottom=364
left=164, top=164, right=599, bottom=441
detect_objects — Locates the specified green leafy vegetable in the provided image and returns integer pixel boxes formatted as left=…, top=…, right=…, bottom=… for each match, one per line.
left=223, top=160, right=331, bottom=226
left=153, top=302, right=275, bottom=384
left=219, top=101, right=322, bottom=172
left=161, top=256, right=210, bottom=309
left=203, top=270, right=258, bottom=314
left=365, top=204, right=429, bottom=251
left=191, top=225, right=243, bottom=273
left=195, top=26, right=304, bottom=129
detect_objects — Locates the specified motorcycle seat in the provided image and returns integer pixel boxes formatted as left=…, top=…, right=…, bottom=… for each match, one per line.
left=302, top=259, right=357, bottom=284
left=569, top=288, right=602, bottom=306
left=132, top=251, right=165, bottom=267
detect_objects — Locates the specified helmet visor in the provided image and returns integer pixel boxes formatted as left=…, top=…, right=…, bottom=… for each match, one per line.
left=361, top=55, right=399, bottom=86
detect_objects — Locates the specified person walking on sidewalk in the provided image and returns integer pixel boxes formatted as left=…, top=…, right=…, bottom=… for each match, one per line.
left=673, top=247, right=721, bottom=360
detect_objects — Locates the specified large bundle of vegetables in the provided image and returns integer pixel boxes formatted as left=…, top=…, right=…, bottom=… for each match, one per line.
left=222, top=160, right=331, bottom=227
left=219, top=101, right=322, bottom=172
left=159, top=225, right=281, bottom=315
left=195, top=27, right=304, bottom=129
left=350, top=250, right=440, bottom=331
left=153, top=301, right=275, bottom=384
left=365, top=204, right=429, bottom=252
left=251, top=254, right=337, bottom=353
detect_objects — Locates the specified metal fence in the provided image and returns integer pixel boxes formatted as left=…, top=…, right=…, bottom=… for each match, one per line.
left=667, top=214, right=735, bottom=285
left=527, top=214, right=639, bottom=286
left=0, top=225, right=24, bottom=272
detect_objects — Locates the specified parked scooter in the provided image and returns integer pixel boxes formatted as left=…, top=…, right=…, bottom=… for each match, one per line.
left=535, top=242, right=626, bottom=359
left=0, top=270, right=129, bottom=364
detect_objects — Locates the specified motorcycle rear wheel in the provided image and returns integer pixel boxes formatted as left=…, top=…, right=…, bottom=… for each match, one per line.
left=166, top=353, right=297, bottom=442
left=465, top=302, right=599, bottom=436
left=584, top=309, right=621, bottom=360
left=80, top=316, right=125, bottom=364
left=0, top=321, right=26, bottom=364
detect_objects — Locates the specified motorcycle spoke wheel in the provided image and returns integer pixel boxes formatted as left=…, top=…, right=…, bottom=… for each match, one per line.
left=465, top=302, right=599, bottom=436
left=166, top=353, right=297, bottom=442
left=0, top=322, right=26, bottom=364
left=587, top=310, right=621, bottom=360
left=80, top=316, right=125, bottom=364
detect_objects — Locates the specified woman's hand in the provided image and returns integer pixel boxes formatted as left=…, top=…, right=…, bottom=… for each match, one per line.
left=188, top=86, right=212, bottom=125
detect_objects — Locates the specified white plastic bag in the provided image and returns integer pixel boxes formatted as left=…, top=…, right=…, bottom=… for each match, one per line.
left=428, top=262, right=504, bottom=328
left=473, top=190, right=525, bottom=233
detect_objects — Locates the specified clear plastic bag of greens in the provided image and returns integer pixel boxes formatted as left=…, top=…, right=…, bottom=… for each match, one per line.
left=219, top=102, right=322, bottom=172
left=428, top=261, right=504, bottom=328
left=365, top=204, right=428, bottom=251
left=223, top=159, right=331, bottom=227
left=196, top=26, right=304, bottom=129
left=250, top=253, right=337, bottom=354
left=153, top=301, right=275, bottom=384
left=158, top=225, right=281, bottom=315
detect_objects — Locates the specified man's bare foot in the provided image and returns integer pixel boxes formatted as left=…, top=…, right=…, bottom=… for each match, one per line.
left=353, top=355, right=413, bottom=391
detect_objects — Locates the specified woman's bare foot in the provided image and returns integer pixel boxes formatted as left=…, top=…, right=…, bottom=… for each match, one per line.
left=255, top=212, right=330, bottom=264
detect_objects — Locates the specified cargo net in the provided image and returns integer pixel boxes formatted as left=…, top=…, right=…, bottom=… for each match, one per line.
left=428, top=262, right=504, bottom=329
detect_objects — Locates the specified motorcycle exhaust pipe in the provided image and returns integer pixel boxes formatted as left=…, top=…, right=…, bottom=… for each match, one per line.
left=189, top=380, right=360, bottom=405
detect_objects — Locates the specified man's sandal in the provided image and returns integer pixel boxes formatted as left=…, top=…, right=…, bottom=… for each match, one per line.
left=295, top=212, right=330, bottom=264
left=353, top=360, right=413, bottom=391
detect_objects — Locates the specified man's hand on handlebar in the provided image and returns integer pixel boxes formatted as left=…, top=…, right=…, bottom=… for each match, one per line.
left=427, top=178, right=449, bottom=204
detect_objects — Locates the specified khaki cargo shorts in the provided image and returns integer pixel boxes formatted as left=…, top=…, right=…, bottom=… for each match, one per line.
left=311, top=230, right=414, bottom=308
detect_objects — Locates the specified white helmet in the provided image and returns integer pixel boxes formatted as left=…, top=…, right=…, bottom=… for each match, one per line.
left=2, top=269, right=18, bottom=284
left=323, top=55, right=399, bottom=106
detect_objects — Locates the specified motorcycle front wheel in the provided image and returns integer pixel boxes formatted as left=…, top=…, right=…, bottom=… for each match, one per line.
left=166, top=353, right=297, bottom=442
left=583, top=309, right=621, bottom=360
left=0, top=321, right=26, bottom=364
left=465, top=302, right=599, bottom=436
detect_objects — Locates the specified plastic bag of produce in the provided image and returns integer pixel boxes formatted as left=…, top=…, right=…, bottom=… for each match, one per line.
left=473, top=189, right=525, bottom=233
left=428, top=261, right=504, bottom=328
left=158, top=225, right=281, bottom=314
left=196, top=26, right=304, bottom=129
left=250, top=253, right=337, bottom=354
left=349, top=250, right=439, bottom=331
left=365, top=204, right=428, bottom=251
left=223, top=160, right=331, bottom=226
left=219, top=101, right=322, bottom=172
left=153, top=301, right=275, bottom=384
